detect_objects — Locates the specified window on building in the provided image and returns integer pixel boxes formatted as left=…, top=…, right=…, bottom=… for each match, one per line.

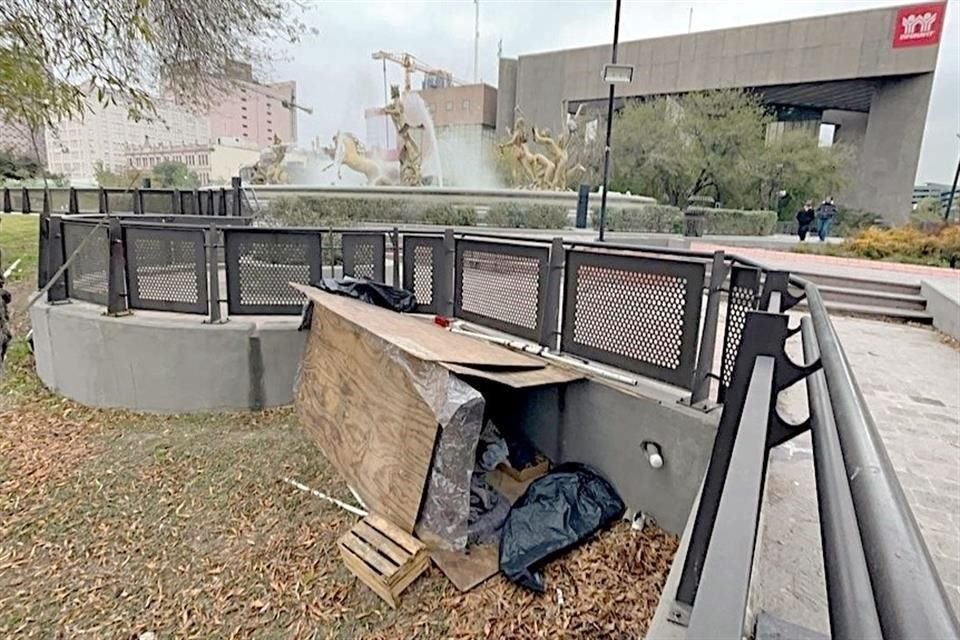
left=446, top=101, right=453, bottom=111
left=462, top=99, right=470, bottom=110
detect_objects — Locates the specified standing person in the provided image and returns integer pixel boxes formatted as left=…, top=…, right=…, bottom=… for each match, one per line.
left=816, top=196, right=837, bottom=242
left=796, top=200, right=815, bottom=241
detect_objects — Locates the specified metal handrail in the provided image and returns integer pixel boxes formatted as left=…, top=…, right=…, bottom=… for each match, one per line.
left=804, top=283, right=960, bottom=639
left=800, top=317, right=883, bottom=639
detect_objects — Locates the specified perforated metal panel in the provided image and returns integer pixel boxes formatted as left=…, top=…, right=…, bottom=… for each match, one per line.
left=62, top=222, right=110, bottom=305
left=402, top=235, right=444, bottom=313
left=561, top=250, right=706, bottom=388
left=8, top=190, right=22, bottom=212
left=124, top=226, right=208, bottom=314
left=455, top=239, right=548, bottom=342
left=342, top=233, right=385, bottom=281
left=225, top=229, right=322, bottom=315
left=141, top=191, right=175, bottom=214
left=106, top=190, right=135, bottom=213
left=718, top=266, right=761, bottom=403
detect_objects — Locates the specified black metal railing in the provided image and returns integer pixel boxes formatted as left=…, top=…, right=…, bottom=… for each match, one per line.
left=31, top=210, right=960, bottom=639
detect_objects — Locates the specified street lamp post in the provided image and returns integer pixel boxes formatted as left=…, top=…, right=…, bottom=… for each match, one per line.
left=944, top=133, right=960, bottom=222
left=597, top=0, right=629, bottom=242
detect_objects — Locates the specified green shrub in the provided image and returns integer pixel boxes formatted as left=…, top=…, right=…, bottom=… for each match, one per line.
left=686, top=206, right=776, bottom=236
left=590, top=205, right=683, bottom=233
left=415, top=203, right=479, bottom=226
left=258, top=196, right=410, bottom=227
left=834, top=207, right=882, bottom=237
left=486, top=203, right=569, bottom=229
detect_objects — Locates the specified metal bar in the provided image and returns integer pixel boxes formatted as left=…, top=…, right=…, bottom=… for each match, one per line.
left=687, top=355, right=774, bottom=640
left=231, top=177, right=242, bottom=217
left=440, top=228, right=455, bottom=316
left=46, top=217, right=68, bottom=302
left=37, top=208, right=50, bottom=289
left=2, top=188, right=10, bottom=213
left=21, top=187, right=30, bottom=214
left=391, top=226, right=400, bottom=287
left=800, top=317, right=883, bottom=640
left=98, top=188, right=107, bottom=214
left=68, top=187, right=79, bottom=215
left=106, top=218, right=127, bottom=315
left=539, top=237, right=564, bottom=349
left=206, top=226, right=222, bottom=323
left=805, top=284, right=960, bottom=639
left=690, top=251, right=726, bottom=405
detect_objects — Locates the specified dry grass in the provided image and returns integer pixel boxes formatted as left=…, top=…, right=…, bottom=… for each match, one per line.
left=1, top=212, right=678, bottom=638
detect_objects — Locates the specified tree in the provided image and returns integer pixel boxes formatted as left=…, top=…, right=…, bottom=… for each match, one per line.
left=0, top=0, right=312, bottom=130
left=0, top=149, right=42, bottom=182
left=607, top=89, right=850, bottom=211
left=93, top=162, right=143, bottom=188
left=911, top=196, right=944, bottom=226
left=152, top=161, right=199, bottom=188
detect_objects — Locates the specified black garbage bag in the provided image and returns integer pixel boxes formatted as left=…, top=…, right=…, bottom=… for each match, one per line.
left=297, top=277, right=417, bottom=330
left=499, top=462, right=625, bottom=593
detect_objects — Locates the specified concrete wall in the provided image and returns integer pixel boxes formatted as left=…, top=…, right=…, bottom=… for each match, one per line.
left=853, top=73, right=936, bottom=222
left=495, top=58, right=518, bottom=136
left=921, top=279, right=960, bottom=341
left=502, top=4, right=942, bottom=222
left=474, top=376, right=718, bottom=535
left=31, top=301, right=306, bottom=413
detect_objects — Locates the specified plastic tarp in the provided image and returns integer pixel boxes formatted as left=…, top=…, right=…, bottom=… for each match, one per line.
left=499, top=463, right=625, bottom=593
left=298, top=277, right=416, bottom=329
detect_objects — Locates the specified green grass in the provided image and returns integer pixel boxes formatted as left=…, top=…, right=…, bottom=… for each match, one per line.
left=0, top=214, right=39, bottom=284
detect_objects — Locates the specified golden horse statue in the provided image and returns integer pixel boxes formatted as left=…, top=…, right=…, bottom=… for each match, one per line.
left=322, top=132, right=399, bottom=186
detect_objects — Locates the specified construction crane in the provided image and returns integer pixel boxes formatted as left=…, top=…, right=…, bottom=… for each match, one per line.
left=371, top=51, right=460, bottom=93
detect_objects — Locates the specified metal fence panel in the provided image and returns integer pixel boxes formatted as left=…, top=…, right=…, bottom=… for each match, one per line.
left=718, top=265, right=761, bottom=403
left=455, top=239, right=549, bottom=342
left=8, top=189, right=23, bottom=212
left=402, top=235, right=444, bottom=313
left=106, top=190, right=136, bottom=213
left=342, top=233, right=386, bottom=281
left=224, top=229, right=321, bottom=315
left=62, top=221, right=110, bottom=305
left=124, top=226, right=208, bottom=314
left=561, top=250, right=706, bottom=388
left=141, top=191, right=176, bottom=214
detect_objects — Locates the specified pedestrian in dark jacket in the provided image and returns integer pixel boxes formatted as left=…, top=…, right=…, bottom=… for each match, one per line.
left=816, top=197, right=837, bottom=241
left=796, top=201, right=815, bottom=241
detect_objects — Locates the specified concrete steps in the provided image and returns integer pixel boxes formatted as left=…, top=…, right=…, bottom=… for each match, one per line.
left=789, top=271, right=932, bottom=323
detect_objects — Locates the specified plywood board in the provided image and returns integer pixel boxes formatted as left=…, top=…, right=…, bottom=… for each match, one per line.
left=292, top=284, right=543, bottom=369
left=430, top=543, right=499, bottom=592
left=443, top=362, right=584, bottom=388
left=295, top=303, right=441, bottom=532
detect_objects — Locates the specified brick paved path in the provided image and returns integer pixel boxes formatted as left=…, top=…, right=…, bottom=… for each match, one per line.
left=754, top=314, right=960, bottom=632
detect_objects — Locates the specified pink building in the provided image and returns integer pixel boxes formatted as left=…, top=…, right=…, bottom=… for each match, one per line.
left=206, top=62, right=297, bottom=148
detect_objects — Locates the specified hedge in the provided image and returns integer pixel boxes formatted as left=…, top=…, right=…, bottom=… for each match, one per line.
left=485, top=203, right=570, bottom=229
left=590, top=205, right=683, bottom=233
left=687, top=206, right=777, bottom=236
left=257, top=196, right=413, bottom=227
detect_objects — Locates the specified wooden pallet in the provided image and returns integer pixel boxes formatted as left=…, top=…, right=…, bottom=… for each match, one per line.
left=499, top=455, right=550, bottom=483
left=338, top=514, right=429, bottom=608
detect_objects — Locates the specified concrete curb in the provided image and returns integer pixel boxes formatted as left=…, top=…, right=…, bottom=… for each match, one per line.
left=920, top=280, right=960, bottom=340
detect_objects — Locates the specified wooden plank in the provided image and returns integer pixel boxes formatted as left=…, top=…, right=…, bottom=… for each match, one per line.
left=295, top=305, right=441, bottom=532
left=390, top=552, right=429, bottom=592
left=340, top=533, right=397, bottom=578
left=442, top=362, right=585, bottom=388
left=292, top=284, right=543, bottom=369
left=340, top=545, right=399, bottom=607
left=353, top=520, right=410, bottom=566
left=366, top=514, right=424, bottom=555
left=430, top=544, right=500, bottom=592
left=486, top=467, right=540, bottom=504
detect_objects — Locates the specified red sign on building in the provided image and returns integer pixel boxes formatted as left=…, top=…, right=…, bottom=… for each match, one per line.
left=892, top=3, right=946, bottom=48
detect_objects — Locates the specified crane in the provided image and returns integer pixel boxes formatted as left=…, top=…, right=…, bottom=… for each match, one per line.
left=370, top=51, right=460, bottom=93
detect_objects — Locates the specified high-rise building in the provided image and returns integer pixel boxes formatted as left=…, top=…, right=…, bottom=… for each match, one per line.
left=0, top=117, right=46, bottom=163
left=44, top=92, right=209, bottom=183
left=182, top=61, right=298, bottom=148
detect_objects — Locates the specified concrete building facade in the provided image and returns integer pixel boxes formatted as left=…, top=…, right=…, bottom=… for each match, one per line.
left=417, top=83, right=499, bottom=187
left=497, top=2, right=947, bottom=222
left=0, top=117, right=46, bottom=163
left=44, top=94, right=210, bottom=184
left=124, top=137, right=262, bottom=186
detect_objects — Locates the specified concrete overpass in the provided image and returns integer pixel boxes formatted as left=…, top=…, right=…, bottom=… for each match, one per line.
left=497, top=3, right=948, bottom=222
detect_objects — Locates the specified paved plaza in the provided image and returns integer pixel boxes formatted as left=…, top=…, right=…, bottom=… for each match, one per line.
left=756, top=313, right=960, bottom=632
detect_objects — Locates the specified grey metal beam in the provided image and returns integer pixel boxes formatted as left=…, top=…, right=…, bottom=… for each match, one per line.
left=687, top=355, right=774, bottom=640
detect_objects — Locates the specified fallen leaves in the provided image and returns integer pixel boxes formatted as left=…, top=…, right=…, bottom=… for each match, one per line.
left=1, top=354, right=679, bottom=639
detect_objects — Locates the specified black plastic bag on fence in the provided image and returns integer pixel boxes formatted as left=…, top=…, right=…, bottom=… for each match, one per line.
left=297, top=277, right=417, bottom=330
left=499, top=462, right=625, bottom=593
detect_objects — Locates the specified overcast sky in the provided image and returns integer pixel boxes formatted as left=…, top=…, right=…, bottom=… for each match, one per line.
left=271, top=0, right=960, bottom=184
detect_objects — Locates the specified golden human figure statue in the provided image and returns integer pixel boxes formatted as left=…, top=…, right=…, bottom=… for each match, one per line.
left=498, top=116, right=555, bottom=189
left=383, top=92, right=423, bottom=186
